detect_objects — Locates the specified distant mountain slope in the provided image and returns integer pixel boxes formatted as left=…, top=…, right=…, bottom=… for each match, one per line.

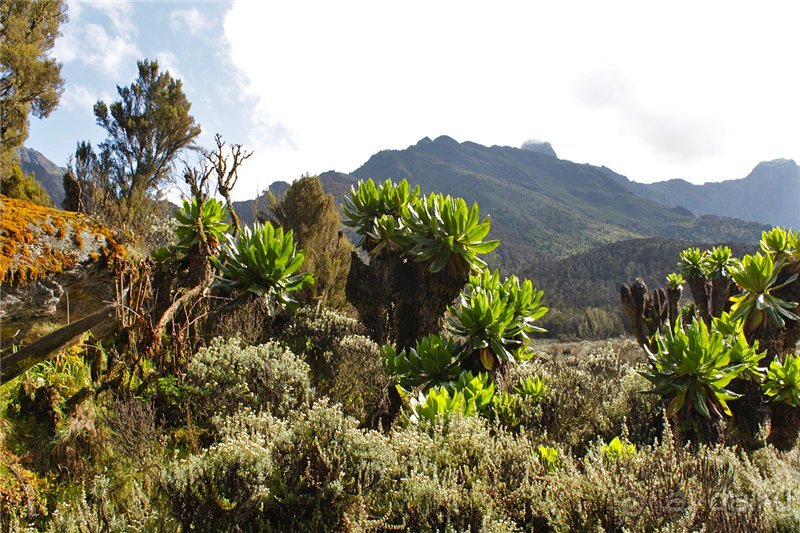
left=347, top=136, right=766, bottom=262
left=624, top=159, right=800, bottom=229
left=526, top=238, right=757, bottom=309
left=237, top=136, right=767, bottom=270
left=18, top=147, right=66, bottom=206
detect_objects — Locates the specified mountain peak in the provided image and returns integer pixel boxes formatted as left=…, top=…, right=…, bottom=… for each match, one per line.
left=746, top=158, right=799, bottom=185
left=433, top=135, right=459, bottom=145
left=520, top=139, right=557, bottom=158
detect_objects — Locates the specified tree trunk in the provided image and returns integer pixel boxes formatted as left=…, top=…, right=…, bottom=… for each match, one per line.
left=2, top=305, right=117, bottom=382
left=767, top=402, right=800, bottom=451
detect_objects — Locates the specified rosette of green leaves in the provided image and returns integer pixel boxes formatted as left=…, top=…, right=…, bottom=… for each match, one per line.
left=409, top=386, right=474, bottom=423
left=340, top=178, right=418, bottom=251
left=679, top=247, right=709, bottom=280
left=503, top=274, right=548, bottom=340
left=760, top=227, right=799, bottom=263
left=491, top=392, right=520, bottom=427
left=369, top=213, right=411, bottom=255
left=705, top=246, right=734, bottom=278
left=515, top=376, right=547, bottom=401
left=712, top=312, right=766, bottom=381
left=214, top=222, right=314, bottom=314
left=601, top=437, right=637, bottom=461
left=453, top=371, right=495, bottom=415
left=449, top=270, right=547, bottom=370
left=762, top=354, right=800, bottom=407
left=728, top=252, right=799, bottom=330
left=174, top=197, right=230, bottom=250
left=641, top=318, right=746, bottom=419
left=666, top=272, right=686, bottom=289
left=538, top=446, right=560, bottom=473
left=405, top=193, right=499, bottom=276
left=383, top=334, right=461, bottom=389
left=448, top=287, right=517, bottom=370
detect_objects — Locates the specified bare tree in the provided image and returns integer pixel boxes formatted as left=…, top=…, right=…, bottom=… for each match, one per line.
left=205, top=133, right=253, bottom=237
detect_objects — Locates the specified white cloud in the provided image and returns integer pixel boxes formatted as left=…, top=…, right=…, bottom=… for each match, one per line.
left=155, top=51, right=184, bottom=84
left=54, top=2, right=139, bottom=78
left=216, top=0, right=800, bottom=192
left=93, top=1, right=135, bottom=38
left=60, top=84, right=112, bottom=118
left=170, top=7, right=207, bottom=36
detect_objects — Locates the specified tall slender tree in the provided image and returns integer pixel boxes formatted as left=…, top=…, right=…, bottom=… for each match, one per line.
left=93, top=59, right=201, bottom=200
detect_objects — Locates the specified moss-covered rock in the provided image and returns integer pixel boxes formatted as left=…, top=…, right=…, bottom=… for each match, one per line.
left=0, top=196, right=125, bottom=340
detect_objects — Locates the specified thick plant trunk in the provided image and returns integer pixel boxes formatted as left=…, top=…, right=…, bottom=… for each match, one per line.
left=687, top=278, right=711, bottom=324
left=729, top=380, right=771, bottom=450
left=346, top=251, right=465, bottom=350
left=620, top=279, right=667, bottom=350
left=674, top=411, right=726, bottom=446
left=710, top=276, right=732, bottom=318
left=666, top=285, right=683, bottom=328
left=767, top=402, right=800, bottom=451
left=345, top=251, right=390, bottom=345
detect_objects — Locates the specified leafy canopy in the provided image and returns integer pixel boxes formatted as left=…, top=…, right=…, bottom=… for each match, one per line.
left=93, top=59, right=201, bottom=199
left=0, top=0, right=66, bottom=178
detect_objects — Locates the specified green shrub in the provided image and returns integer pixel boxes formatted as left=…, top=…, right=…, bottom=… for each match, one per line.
left=165, top=401, right=395, bottom=531
left=267, top=401, right=395, bottom=529
left=385, top=414, right=513, bottom=530
left=541, top=434, right=764, bottom=531
left=160, top=422, right=280, bottom=531
left=281, top=306, right=365, bottom=383
left=186, top=337, right=313, bottom=420
left=33, top=474, right=166, bottom=532
left=506, top=345, right=662, bottom=452
left=328, top=334, right=390, bottom=423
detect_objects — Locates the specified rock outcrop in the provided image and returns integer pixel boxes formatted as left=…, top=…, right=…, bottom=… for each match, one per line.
left=0, top=196, right=124, bottom=341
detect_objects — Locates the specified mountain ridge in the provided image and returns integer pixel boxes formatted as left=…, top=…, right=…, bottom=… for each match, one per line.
left=622, top=158, right=800, bottom=229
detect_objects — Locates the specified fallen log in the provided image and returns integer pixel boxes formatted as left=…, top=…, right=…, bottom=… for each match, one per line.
left=1, top=305, right=118, bottom=383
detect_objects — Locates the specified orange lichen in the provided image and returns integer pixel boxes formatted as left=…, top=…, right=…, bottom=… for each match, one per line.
left=0, top=196, right=124, bottom=285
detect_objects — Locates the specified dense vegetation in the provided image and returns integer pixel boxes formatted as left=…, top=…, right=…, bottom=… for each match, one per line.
left=2, top=7, right=799, bottom=528
left=3, top=172, right=800, bottom=530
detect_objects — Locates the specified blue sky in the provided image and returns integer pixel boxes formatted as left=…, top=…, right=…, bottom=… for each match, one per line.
left=28, top=1, right=800, bottom=201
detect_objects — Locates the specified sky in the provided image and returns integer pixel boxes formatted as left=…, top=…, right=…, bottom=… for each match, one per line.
left=28, top=0, right=800, bottom=201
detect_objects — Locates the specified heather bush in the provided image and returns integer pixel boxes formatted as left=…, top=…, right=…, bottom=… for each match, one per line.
left=186, top=337, right=313, bottom=421
left=160, top=425, right=279, bottom=531
left=281, top=305, right=366, bottom=381
left=328, top=334, right=391, bottom=423
left=507, top=345, right=663, bottom=452
left=162, top=401, right=394, bottom=531
left=267, top=400, right=395, bottom=529
left=280, top=307, right=391, bottom=422
left=383, top=413, right=540, bottom=530
left=41, top=475, right=167, bottom=532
